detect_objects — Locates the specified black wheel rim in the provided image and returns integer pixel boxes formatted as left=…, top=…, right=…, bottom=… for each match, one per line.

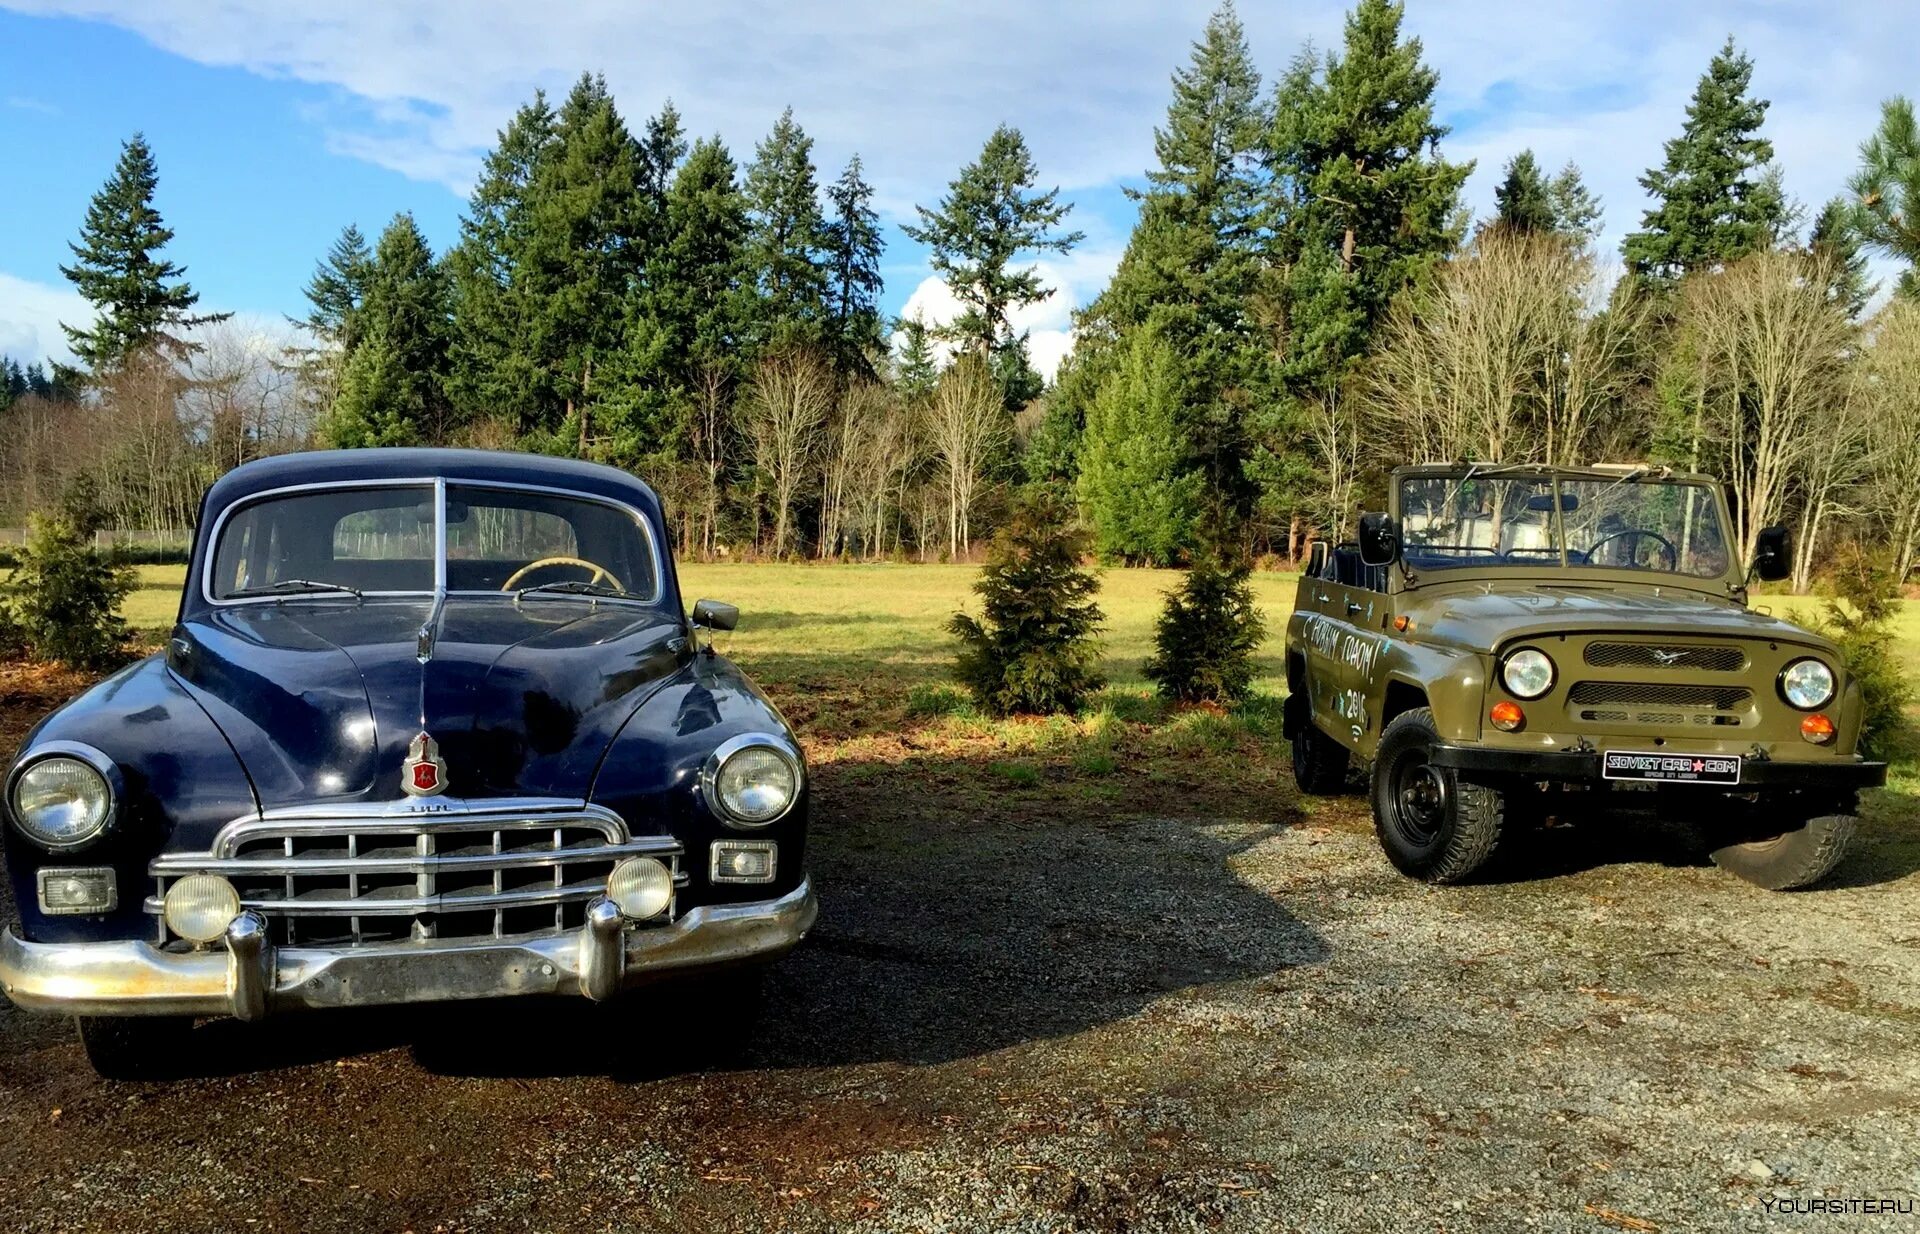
left=1389, top=750, right=1450, bottom=848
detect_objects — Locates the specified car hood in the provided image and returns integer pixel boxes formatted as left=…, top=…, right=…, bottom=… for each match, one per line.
left=1407, top=584, right=1833, bottom=652
left=168, top=597, right=692, bottom=808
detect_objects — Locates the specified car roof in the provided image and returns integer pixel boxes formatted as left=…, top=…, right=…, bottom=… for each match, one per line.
left=1390, top=462, right=1719, bottom=485
left=201, top=448, right=666, bottom=522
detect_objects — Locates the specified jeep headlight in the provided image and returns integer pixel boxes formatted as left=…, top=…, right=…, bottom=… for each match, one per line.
left=702, top=735, right=801, bottom=826
left=9, top=756, right=114, bottom=850
left=1500, top=648, right=1556, bottom=700
left=1779, top=658, right=1836, bottom=710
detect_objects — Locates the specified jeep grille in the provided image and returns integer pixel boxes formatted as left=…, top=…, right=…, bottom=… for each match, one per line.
left=147, top=800, right=683, bottom=947
left=1583, top=642, right=1746, bottom=672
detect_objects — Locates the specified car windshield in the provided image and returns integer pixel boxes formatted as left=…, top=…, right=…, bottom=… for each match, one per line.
left=1398, top=473, right=1733, bottom=579
left=210, top=483, right=658, bottom=600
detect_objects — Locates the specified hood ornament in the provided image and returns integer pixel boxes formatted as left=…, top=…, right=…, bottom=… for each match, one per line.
left=403, top=731, right=448, bottom=797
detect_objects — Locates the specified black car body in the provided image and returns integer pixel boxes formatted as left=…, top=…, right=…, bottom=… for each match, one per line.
left=2, top=449, right=815, bottom=1073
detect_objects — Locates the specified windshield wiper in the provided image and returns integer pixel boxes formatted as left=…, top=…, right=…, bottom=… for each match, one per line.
left=514, top=580, right=627, bottom=600
left=229, top=579, right=362, bottom=600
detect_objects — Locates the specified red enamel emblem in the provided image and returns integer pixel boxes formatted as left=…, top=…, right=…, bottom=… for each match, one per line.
left=403, top=731, right=448, bottom=797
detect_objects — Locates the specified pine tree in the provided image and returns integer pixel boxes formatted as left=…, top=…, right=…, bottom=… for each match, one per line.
left=328, top=212, right=448, bottom=444
left=1808, top=197, right=1874, bottom=318
left=1623, top=38, right=1785, bottom=283
left=59, top=133, right=227, bottom=371
left=523, top=74, right=647, bottom=450
left=949, top=491, right=1105, bottom=716
left=1144, top=542, right=1267, bottom=704
left=1266, top=0, right=1472, bottom=383
left=445, top=92, right=559, bottom=431
left=822, top=154, right=886, bottom=378
left=892, top=314, right=940, bottom=402
left=1076, top=326, right=1201, bottom=565
left=903, top=125, right=1082, bottom=365
left=1849, top=96, right=1920, bottom=300
left=301, top=223, right=372, bottom=348
left=1492, top=151, right=1555, bottom=233
left=744, top=108, right=830, bottom=349
left=1063, top=2, right=1270, bottom=507
left=1548, top=161, right=1603, bottom=239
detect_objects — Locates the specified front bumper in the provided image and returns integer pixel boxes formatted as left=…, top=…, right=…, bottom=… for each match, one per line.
left=1428, top=745, right=1888, bottom=790
left=0, top=879, right=816, bottom=1019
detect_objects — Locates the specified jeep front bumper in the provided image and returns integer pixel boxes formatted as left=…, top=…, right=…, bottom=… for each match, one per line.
left=1428, top=745, right=1888, bottom=790
left=0, top=879, right=816, bottom=1019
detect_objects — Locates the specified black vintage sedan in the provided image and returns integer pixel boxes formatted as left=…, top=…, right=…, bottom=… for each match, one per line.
left=1, top=449, right=815, bottom=1076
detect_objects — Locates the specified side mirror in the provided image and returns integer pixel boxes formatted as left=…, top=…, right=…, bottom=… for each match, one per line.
left=1305, top=541, right=1329, bottom=579
left=1750, top=525, right=1791, bottom=582
left=1358, top=513, right=1399, bottom=568
left=691, top=598, right=739, bottom=631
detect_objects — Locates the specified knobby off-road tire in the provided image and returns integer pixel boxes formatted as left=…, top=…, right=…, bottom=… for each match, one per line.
left=1291, top=718, right=1351, bottom=796
left=1710, top=812, right=1857, bottom=890
left=1370, top=707, right=1504, bottom=884
left=76, top=1015, right=193, bottom=1080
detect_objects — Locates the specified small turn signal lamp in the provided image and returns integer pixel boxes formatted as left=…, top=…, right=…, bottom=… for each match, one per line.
left=1393, top=615, right=1411, bottom=632
left=37, top=867, right=116, bottom=916
left=711, top=840, right=777, bottom=884
left=1800, top=713, right=1836, bottom=745
left=1489, top=701, right=1526, bottom=732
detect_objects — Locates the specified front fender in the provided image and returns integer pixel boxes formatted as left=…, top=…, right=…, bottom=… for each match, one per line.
left=3, top=656, right=258, bottom=943
left=587, top=654, right=808, bottom=911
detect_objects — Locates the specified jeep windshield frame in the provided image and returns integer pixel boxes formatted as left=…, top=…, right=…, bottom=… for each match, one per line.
left=1388, top=464, right=1741, bottom=595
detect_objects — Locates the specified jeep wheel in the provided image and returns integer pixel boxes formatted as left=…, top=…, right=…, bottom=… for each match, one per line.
left=76, top=1015, right=194, bottom=1080
left=1291, top=719, right=1351, bottom=796
left=1370, top=708, right=1504, bottom=883
left=1710, top=812, right=1857, bottom=890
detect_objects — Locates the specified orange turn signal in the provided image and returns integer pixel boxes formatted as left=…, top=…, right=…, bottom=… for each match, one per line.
left=1800, top=713, right=1836, bottom=744
left=1393, top=615, right=1411, bottom=632
left=1490, top=701, right=1525, bottom=732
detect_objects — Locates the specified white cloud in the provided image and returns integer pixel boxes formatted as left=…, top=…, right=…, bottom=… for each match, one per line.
left=0, top=273, right=90, bottom=369
left=892, top=245, right=1123, bottom=383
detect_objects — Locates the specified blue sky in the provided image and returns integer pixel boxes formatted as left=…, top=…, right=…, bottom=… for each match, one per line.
left=1, top=1, right=1913, bottom=376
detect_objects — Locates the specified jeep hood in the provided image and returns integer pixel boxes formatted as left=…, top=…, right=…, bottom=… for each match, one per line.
left=1408, top=585, right=1833, bottom=653
left=168, top=598, right=692, bottom=808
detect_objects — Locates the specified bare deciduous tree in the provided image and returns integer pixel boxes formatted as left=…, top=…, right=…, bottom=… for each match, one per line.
left=743, top=348, right=832, bottom=559
left=1859, top=301, right=1920, bottom=581
left=921, top=353, right=1006, bottom=558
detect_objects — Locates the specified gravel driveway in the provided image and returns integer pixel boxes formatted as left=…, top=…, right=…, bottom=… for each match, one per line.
left=1, top=762, right=1917, bottom=1232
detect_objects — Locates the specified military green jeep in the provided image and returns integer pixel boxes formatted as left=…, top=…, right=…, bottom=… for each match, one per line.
left=1283, top=463, right=1887, bottom=890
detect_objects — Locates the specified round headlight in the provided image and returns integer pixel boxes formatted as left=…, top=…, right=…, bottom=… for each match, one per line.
left=607, top=857, right=673, bottom=920
left=163, top=874, right=241, bottom=944
left=705, top=738, right=800, bottom=826
left=1780, top=658, right=1836, bottom=710
left=1501, top=648, right=1557, bottom=700
left=9, top=756, right=113, bottom=849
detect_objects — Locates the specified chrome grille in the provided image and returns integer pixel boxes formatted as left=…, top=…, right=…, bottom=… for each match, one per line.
left=1584, top=642, right=1746, bottom=672
left=148, top=800, right=681, bottom=947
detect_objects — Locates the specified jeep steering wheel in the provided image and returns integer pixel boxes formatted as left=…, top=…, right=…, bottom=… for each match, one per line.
left=501, top=556, right=625, bottom=592
left=1584, top=530, right=1678, bottom=571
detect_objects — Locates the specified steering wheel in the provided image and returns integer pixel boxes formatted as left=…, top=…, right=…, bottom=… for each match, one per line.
left=501, top=556, right=626, bottom=592
left=1584, top=530, right=1678, bottom=571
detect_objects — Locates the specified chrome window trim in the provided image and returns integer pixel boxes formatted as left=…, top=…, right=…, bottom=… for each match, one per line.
left=699, top=732, right=806, bottom=828
left=201, top=477, right=665, bottom=608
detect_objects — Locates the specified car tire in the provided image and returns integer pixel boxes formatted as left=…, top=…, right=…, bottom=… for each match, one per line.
left=1291, top=718, right=1351, bottom=796
left=1710, top=812, right=1857, bottom=890
left=76, top=1015, right=194, bottom=1080
left=1370, top=707, right=1504, bottom=883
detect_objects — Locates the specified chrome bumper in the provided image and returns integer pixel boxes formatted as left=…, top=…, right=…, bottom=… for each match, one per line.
left=0, top=879, right=816, bottom=1019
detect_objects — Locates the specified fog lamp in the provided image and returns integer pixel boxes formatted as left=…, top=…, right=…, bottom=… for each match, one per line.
left=163, top=874, right=241, bottom=944
left=710, top=840, right=777, bottom=884
left=607, top=856, right=673, bottom=919
left=1489, top=701, right=1526, bottom=732
left=37, top=867, right=117, bottom=916
left=1800, top=713, right=1836, bottom=745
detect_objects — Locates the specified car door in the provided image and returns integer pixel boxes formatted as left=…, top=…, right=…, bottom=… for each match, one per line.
left=1302, top=546, right=1382, bottom=743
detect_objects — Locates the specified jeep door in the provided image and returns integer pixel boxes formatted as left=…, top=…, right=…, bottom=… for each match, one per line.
left=1301, top=545, right=1386, bottom=745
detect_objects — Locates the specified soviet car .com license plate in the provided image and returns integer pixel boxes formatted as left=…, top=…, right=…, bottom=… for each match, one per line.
left=1601, top=750, right=1742, bottom=785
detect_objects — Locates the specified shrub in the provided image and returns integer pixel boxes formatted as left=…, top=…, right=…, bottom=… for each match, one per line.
left=4, top=487, right=136, bottom=670
left=1144, top=545, right=1267, bottom=704
left=1814, top=546, right=1913, bottom=761
left=949, top=492, right=1105, bottom=716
